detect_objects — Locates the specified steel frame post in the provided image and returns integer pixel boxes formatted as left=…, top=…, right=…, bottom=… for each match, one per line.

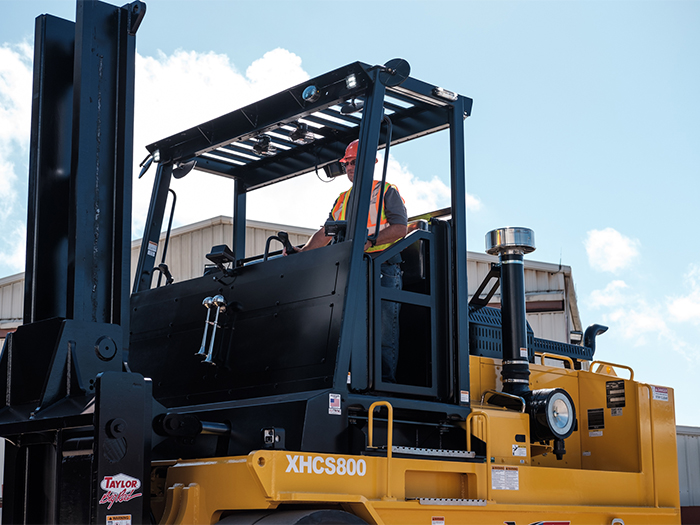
left=23, top=14, right=75, bottom=325
left=68, top=0, right=138, bottom=327
left=232, top=179, right=247, bottom=265
left=448, top=97, right=471, bottom=407
left=133, top=162, right=173, bottom=292
left=334, top=69, right=386, bottom=389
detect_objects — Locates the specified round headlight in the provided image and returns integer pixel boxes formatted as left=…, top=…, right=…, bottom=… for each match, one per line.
left=529, top=388, right=576, bottom=441
left=547, top=391, right=574, bottom=435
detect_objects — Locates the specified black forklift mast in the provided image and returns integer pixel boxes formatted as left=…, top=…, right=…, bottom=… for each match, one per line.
left=0, top=1, right=149, bottom=524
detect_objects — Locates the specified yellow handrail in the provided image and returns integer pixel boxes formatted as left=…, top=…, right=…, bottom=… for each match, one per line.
left=639, top=384, right=658, bottom=508
left=590, top=360, right=634, bottom=381
left=535, top=352, right=574, bottom=369
left=466, top=410, right=491, bottom=501
left=368, top=401, right=396, bottom=501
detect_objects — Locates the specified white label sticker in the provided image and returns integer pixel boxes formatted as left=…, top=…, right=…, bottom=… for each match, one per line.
left=652, top=386, right=669, bottom=402
left=107, top=516, right=132, bottom=525
left=611, top=407, right=623, bottom=417
left=328, top=394, right=342, bottom=416
left=432, top=517, right=445, bottom=525
left=512, top=444, right=527, bottom=457
left=329, top=393, right=341, bottom=415
left=582, top=451, right=591, bottom=456
left=491, top=466, right=519, bottom=490
left=520, top=347, right=528, bottom=358
left=147, top=241, right=158, bottom=258
left=589, top=430, right=603, bottom=437
left=460, top=390, right=469, bottom=403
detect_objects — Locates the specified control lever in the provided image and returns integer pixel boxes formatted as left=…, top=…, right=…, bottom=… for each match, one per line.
left=277, top=231, right=296, bottom=255
left=204, top=295, right=226, bottom=364
left=196, top=297, right=214, bottom=356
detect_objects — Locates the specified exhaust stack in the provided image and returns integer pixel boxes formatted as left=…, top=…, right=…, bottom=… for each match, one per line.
left=485, top=227, right=576, bottom=459
left=485, top=227, right=535, bottom=396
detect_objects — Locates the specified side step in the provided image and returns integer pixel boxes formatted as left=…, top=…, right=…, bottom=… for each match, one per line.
left=366, top=445, right=478, bottom=461
left=415, top=498, right=487, bottom=506
left=392, top=446, right=475, bottom=459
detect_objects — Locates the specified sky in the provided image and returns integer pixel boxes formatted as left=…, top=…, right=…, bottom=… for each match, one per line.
left=1, top=0, right=699, bottom=426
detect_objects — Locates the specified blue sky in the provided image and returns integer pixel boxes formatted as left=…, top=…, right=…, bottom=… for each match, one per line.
left=1, top=0, right=699, bottom=425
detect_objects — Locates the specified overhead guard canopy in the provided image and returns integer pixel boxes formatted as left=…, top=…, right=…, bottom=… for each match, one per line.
left=146, top=61, right=473, bottom=191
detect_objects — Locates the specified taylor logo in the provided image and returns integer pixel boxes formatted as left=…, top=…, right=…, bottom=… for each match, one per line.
left=99, top=474, right=143, bottom=509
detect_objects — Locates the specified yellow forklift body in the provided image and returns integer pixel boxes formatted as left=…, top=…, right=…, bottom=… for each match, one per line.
left=155, top=357, right=680, bottom=525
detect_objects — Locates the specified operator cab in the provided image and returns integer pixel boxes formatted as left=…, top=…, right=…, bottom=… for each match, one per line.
left=130, top=59, right=475, bottom=456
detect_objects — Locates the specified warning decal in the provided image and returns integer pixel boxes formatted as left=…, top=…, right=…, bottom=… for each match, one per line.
left=492, top=466, right=519, bottom=490
left=107, top=516, right=132, bottom=525
left=512, top=444, right=527, bottom=457
left=652, top=386, right=669, bottom=402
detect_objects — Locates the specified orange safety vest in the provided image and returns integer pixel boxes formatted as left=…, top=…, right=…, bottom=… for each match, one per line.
left=331, top=180, right=403, bottom=253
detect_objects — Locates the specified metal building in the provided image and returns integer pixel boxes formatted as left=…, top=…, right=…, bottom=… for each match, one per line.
left=678, top=425, right=700, bottom=524
left=1, top=216, right=583, bottom=347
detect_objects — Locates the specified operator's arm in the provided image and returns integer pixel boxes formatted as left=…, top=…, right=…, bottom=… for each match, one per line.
left=295, top=226, right=332, bottom=253
left=364, top=223, right=407, bottom=251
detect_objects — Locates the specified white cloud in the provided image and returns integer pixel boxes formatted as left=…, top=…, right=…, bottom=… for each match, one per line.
left=588, top=280, right=629, bottom=308
left=132, top=48, right=479, bottom=234
left=244, top=152, right=468, bottom=229
left=0, top=42, right=32, bottom=209
left=667, top=264, right=700, bottom=324
left=584, top=228, right=640, bottom=273
left=588, top=280, right=695, bottom=361
left=4, top=224, right=26, bottom=271
left=132, top=48, right=311, bottom=235
left=0, top=42, right=33, bottom=274
left=0, top=42, right=482, bottom=274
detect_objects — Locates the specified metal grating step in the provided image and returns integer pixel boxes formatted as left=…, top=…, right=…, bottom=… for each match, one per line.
left=414, top=498, right=487, bottom=506
left=392, top=446, right=475, bottom=459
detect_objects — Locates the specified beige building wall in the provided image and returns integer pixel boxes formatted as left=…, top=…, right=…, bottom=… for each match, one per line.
left=1, top=216, right=582, bottom=345
left=130, top=216, right=317, bottom=287
left=467, top=252, right=582, bottom=343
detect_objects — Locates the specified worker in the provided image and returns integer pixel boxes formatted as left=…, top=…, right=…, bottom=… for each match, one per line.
left=287, top=139, right=408, bottom=382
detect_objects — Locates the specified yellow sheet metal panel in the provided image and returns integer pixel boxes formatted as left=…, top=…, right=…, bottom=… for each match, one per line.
left=404, top=471, right=476, bottom=500
left=577, top=372, right=641, bottom=473
left=158, top=450, right=681, bottom=524
left=645, top=385, right=682, bottom=510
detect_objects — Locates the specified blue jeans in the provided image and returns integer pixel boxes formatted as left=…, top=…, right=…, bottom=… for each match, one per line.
left=380, top=255, right=402, bottom=383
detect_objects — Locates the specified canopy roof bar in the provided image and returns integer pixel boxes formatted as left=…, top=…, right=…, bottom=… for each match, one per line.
left=146, top=61, right=473, bottom=191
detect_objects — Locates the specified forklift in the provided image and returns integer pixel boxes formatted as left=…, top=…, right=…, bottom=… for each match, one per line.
left=0, top=1, right=681, bottom=523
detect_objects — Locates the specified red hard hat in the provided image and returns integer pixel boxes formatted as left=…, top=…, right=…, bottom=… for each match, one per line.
left=340, top=140, right=359, bottom=163
left=340, top=139, right=378, bottom=164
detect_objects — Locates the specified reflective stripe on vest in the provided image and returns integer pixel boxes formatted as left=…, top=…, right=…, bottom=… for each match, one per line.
left=331, top=181, right=401, bottom=253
